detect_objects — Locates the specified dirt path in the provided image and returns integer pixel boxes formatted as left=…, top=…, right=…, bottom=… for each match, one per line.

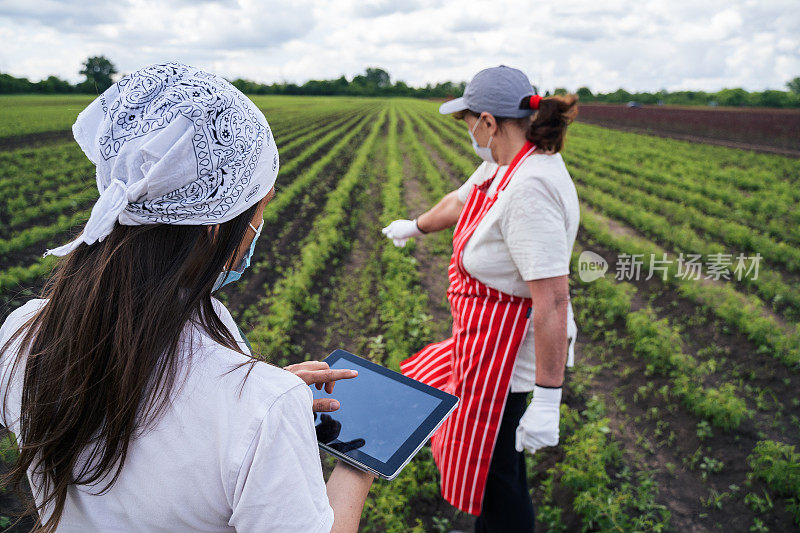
left=223, top=120, right=374, bottom=324
left=400, top=155, right=452, bottom=341
left=576, top=118, right=800, bottom=159
left=294, top=163, right=385, bottom=363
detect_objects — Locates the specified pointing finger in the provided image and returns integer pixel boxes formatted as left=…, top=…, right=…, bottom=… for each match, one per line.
left=302, top=368, right=358, bottom=386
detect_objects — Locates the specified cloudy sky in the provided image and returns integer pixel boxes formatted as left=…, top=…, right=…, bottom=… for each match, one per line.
left=1, top=0, right=798, bottom=93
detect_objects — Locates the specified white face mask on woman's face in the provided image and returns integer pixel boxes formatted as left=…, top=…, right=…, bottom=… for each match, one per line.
left=468, top=118, right=496, bottom=164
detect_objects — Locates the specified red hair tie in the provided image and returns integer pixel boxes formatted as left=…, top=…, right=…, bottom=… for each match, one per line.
left=529, top=95, right=542, bottom=110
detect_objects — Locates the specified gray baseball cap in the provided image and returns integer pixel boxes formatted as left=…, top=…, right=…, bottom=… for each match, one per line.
left=439, top=65, right=535, bottom=118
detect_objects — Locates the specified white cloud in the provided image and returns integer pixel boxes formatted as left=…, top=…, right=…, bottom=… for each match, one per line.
left=0, top=0, right=797, bottom=93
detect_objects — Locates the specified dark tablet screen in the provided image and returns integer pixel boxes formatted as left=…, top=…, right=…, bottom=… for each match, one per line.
left=311, top=350, right=459, bottom=478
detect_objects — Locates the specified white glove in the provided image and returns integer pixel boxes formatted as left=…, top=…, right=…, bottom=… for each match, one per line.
left=515, top=385, right=561, bottom=453
left=381, top=219, right=424, bottom=247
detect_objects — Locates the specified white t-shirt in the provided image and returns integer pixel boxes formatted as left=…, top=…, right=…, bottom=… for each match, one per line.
left=456, top=153, right=579, bottom=392
left=0, top=297, right=334, bottom=532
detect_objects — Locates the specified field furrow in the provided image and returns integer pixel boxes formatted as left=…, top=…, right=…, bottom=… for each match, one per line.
left=2, top=97, right=798, bottom=531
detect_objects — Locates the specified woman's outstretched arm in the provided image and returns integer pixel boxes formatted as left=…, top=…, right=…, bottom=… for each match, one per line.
left=415, top=190, right=464, bottom=233
left=382, top=190, right=464, bottom=247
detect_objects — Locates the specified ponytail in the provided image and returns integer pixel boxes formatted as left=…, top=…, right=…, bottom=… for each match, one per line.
left=519, top=94, right=579, bottom=153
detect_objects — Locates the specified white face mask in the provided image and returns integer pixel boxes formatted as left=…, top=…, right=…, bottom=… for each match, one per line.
left=468, top=118, right=496, bottom=164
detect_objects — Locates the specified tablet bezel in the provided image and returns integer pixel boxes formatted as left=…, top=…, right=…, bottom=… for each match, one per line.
left=313, top=349, right=459, bottom=480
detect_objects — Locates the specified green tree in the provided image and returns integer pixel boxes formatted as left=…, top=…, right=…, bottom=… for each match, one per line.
left=35, top=75, right=73, bottom=93
left=715, top=88, right=749, bottom=106
left=365, top=67, right=391, bottom=88
left=577, top=86, right=593, bottom=100
left=79, top=56, right=117, bottom=93
left=787, top=76, right=800, bottom=94
left=753, top=90, right=792, bottom=108
left=606, top=88, right=632, bottom=103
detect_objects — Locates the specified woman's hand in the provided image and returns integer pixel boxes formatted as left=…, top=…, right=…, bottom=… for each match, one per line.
left=515, top=385, right=561, bottom=453
left=283, top=361, right=358, bottom=413
left=381, top=190, right=465, bottom=247
left=381, top=219, right=423, bottom=247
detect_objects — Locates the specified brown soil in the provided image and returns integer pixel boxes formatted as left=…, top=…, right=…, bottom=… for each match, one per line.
left=400, top=155, right=452, bottom=340
left=576, top=103, right=800, bottom=157
left=207, top=119, right=375, bottom=325
left=293, top=160, right=385, bottom=362
left=578, top=118, right=800, bottom=158
left=0, top=132, right=73, bottom=152
left=574, top=230, right=799, bottom=529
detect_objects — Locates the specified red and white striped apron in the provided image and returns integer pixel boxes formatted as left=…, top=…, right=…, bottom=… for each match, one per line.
left=400, top=140, right=537, bottom=515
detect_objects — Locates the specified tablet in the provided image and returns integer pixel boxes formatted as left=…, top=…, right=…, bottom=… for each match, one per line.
left=311, top=349, right=459, bottom=480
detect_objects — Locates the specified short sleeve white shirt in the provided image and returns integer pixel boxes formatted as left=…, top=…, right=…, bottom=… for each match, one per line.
left=0, top=297, right=334, bottom=532
left=456, top=153, right=580, bottom=392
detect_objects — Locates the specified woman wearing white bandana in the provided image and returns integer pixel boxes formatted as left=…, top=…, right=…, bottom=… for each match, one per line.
left=0, top=63, right=372, bottom=532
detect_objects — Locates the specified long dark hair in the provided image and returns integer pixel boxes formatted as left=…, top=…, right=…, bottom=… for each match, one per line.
left=0, top=201, right=261, bottom=532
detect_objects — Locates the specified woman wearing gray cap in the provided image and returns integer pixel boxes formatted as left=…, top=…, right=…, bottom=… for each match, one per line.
left=383, top=65, right=580, bottom=532
left=0, top=63, right=373, bottom=532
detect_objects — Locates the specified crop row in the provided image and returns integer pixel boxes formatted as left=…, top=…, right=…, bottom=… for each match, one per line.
left=573, top=175, right=800, bottom=322
left=404, top=109, right=476, bottom=177
left=747, top=440, right=800, bottom=525
left=0, top=144, right=92, bottom=201
left=566, top=139, right=800, bottom=243
left=0, top=107, right=360, bottom=219
left=571, top=246, right=751, bottom=430
left=565, top=243, right=799, bottom=529
left=259, top=112, right=375, bottom=227
left=0, top=113, right=336, bottom=248
left=563, top=148, right=800, bottom=275
left=396, top=107, right=453, bottom=255
left=534, top=396, right=671, bottom=531
left=377, top=107, right=433, bottom=371
left=0, top=110, right=375, bottom=296
left=358, top=105, right=443, bottom=533
left=579, top=208, right=800, bottom=370
left=246, top=109, right=387, bottom=362
left=568, top=121, right=800, bottom=195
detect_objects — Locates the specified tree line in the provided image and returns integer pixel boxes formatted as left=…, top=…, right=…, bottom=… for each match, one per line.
left=572, top=83, right=800, bottom=109
left=2, top=56, right=799, bottom=108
